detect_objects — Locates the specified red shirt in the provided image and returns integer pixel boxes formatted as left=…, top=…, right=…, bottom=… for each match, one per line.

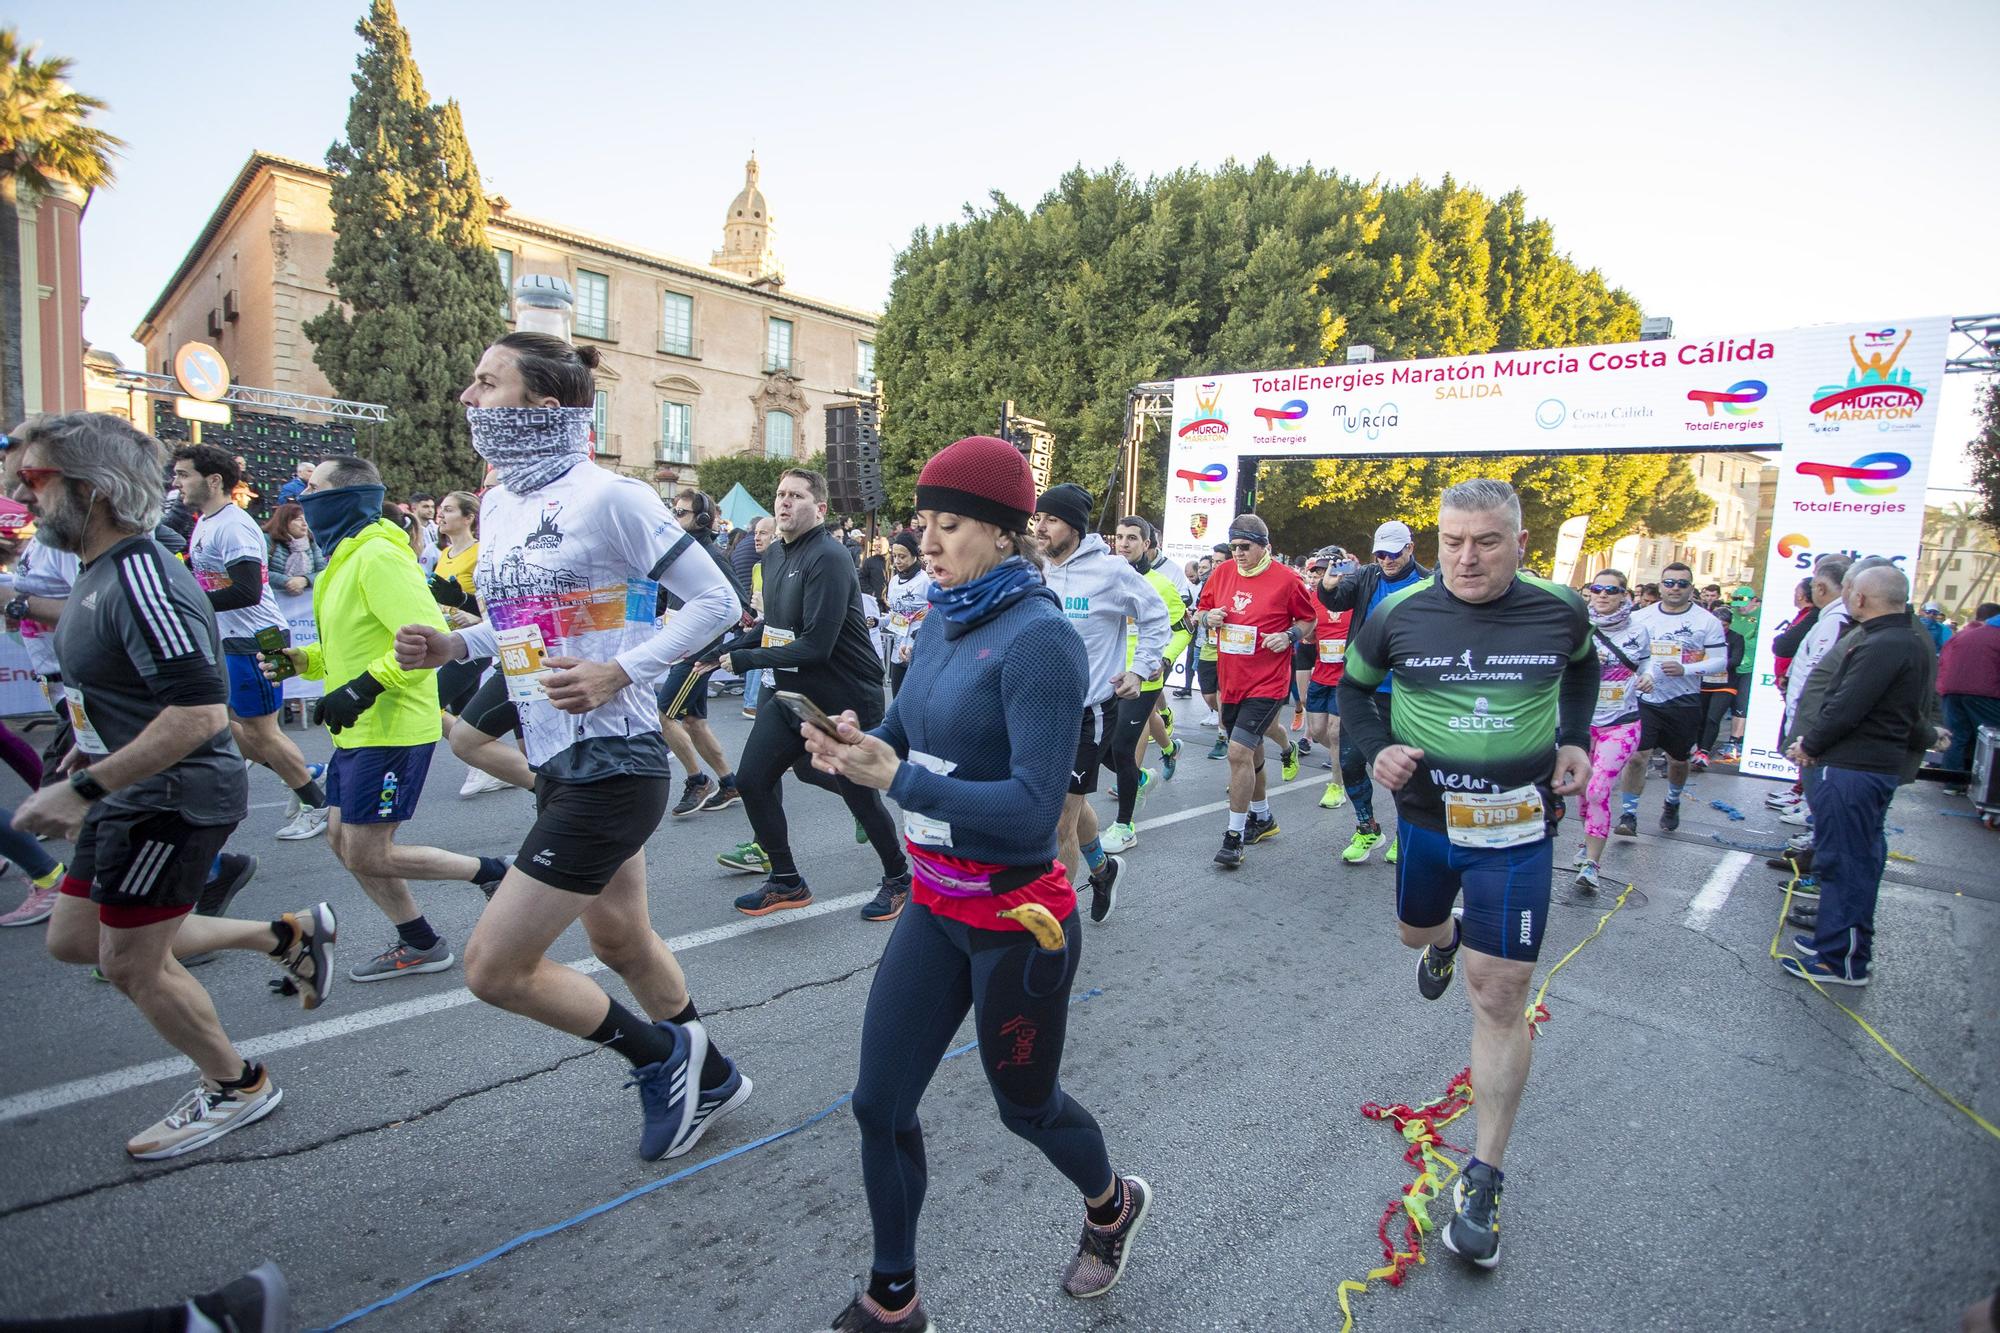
left=1309, top=601, right=1355, bottom=687
left=1937, top=619, right=2000, bottom=700
left=1195, top=559, right=1317, bottom=702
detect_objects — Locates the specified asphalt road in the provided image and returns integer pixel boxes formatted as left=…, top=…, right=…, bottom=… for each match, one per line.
left=1, top=700, right=1995, bottom=1332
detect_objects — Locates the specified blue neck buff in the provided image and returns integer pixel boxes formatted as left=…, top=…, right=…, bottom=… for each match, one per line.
left=928, top=556, right=1044, bottom=636
left=299, top=484, right=387, bottom=559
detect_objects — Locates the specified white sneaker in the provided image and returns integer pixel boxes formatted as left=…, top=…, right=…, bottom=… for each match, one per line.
left=126, top=1070, right=283, bottom=1160
left=458, top=768, right=514, bottom=797
left=284, top=763, right=328, bottom=821
left=1779, top=807, right=1811, bottom=827
left=1101, top=822, right=1138, bottom=854
left=1571, top=843, right=1590, bottom=870
left=274, top=805, right=331, bottom=841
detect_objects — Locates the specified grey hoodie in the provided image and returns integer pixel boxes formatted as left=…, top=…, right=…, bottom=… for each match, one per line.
left=1043, top=532, right=1171, bottom=707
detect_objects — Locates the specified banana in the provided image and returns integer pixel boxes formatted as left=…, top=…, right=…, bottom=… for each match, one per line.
left=998, top=903, right=1066, bottom=950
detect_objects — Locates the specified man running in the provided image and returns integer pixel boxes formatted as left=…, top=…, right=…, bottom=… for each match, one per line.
left=1616, top=560, right=1726, bottom=834
left=1034, top=484, right=1169, bottom=922
left=656, top=488, right=748, bottom=817
left=1338, top=478, right=1596, bottom=1270
left=168, top=445, right=330, bottom=841
left=1196, top=514, right=1317, bottom=868
left=1100, top=516, right=1187, bottom=853
left=1318, top=519, right=1432, bottom=865
left=1132, top=521, right=1192, bottom=779
left=396, top=331, right=749, bottom=1161
left=12, top=412, right=335, bottom=1159
left=1306, top=552, right=1358, bottom=811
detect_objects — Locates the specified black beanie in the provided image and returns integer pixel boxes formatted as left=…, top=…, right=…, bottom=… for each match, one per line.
left=1035, top=482, right=1094, bottom=537
left=891, top=530, right=920, bottom=558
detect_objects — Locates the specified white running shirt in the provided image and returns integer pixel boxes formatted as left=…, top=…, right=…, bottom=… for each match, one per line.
left=1628, top=602, right=1726, bottom=705
left=188, top=503, right=285, bottom=641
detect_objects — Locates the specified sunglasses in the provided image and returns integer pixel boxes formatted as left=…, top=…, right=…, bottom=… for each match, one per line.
left=673, top=508, right=694, bottom=518
left=1660, top=578, right=1693, bottom=589
left=14, top=466, right=63, bottom=491
left=1229, top=541, right=1255, bottom=552
left=1584, top=584, right=1628, bottom=595
left=1372, top=550, right=1402, bottom=560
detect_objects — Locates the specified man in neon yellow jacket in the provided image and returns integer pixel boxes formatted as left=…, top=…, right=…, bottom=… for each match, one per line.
left=267, top=457, right=513, bottom=984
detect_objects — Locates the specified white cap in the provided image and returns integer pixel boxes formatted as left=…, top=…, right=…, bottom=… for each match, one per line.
left=1372, top=521, right=1413, bottom=555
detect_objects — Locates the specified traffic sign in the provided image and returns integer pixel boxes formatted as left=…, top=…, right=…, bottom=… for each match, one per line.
left=174, top=342, right=231, bottom=402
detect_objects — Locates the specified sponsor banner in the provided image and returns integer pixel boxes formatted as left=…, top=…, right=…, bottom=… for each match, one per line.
left=275, top=591, right=326, bottom=702
left=1161, top=317, right=1951, bottom=779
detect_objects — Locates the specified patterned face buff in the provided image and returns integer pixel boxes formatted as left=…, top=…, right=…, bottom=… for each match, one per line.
left=466, top=406, right=594, bottom=494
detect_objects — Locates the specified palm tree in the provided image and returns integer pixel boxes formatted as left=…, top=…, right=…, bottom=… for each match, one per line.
left=0, top=29, right=122, bottom=425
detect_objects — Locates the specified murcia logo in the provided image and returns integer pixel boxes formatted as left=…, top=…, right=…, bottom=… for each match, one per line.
left=524, top=504, right=565, bottom=550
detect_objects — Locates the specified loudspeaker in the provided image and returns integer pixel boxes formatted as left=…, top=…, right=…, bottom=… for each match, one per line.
left=825, top=402, right=886, bottom=513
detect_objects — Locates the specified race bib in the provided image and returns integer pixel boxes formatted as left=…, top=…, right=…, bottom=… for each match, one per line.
left=1317, top=637, right=1347, bottom=665
left=1443, top=784, right=1547, bottom=850
left=762, top=626, right=796, bottom=649
left=1650, top=637, right=1681, bottom=661
left=901, top=749, right=958, bottom=846
left=889, top=612, right=912, bottom=635
left=496, top=624, right=553, bottom=703
left=1598, top=677, right=1630, bottom=708
left=64, top=686, right=111, bottom=756
left=1219, top=623, right=1257, bottom=655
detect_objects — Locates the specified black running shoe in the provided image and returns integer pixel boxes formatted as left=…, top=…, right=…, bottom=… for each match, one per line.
left=1244, top=812, right=1279, bottom=844
left=1417, top=922, right=1460, bottom=1001
left=196, top=854, right=258, bottom=918
left=1089, top=855, right=1121, bottom=924
left=671, top=774, right=713, bottom=818
left=1659, top=800, right=1681, bottom=832
left=821, top=1292, right=937, bottom=1332
left=197, top=1262, right=289, bottom=1333
left=698, top=781, right=742, bottom=813
left=860, top=873, right=909, bottom=923
left=1441, top=1160, right=1502, bottom=1268
left=1613, top=812, right=1637, bottom=837
left=1214, top=832, right=1244, bottom=869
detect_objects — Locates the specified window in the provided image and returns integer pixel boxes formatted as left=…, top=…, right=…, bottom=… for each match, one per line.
left=593, top=390, right=610, bottom=450
left=576, top=269, right=610, bottom=338
left=660, top=292, right=694, bottom=357
left=1944, top=584, right=1959, bottom=603
left=496, top=250, right=514, bottom=316
left=764, top=410, right=794, bottom=459
left=1701, top=552, right=1715, bottom=574
left=1950, top=556, right=1963, bottom=571
left=1695, top=458, right=1705, bottom=480
left=856, top=339, right=876, bottom=390
left=766, top=317, right=794, bottom=373
left=660, top=402, right=692, bottom=464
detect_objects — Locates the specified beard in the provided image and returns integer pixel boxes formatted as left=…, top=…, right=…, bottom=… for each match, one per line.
left=35, top=481, right=94, bottom=552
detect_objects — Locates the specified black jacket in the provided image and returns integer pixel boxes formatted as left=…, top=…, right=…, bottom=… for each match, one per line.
left=724, top=524, right=883, bottom=706
left=1772, top=605, right=1820, bottom=659
left=1801, top=610, right=1938, bottom=774
left=1316, top=560, right=1435, bottom=631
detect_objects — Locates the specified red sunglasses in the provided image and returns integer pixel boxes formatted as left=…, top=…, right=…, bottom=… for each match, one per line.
left=14, top=467, right=63, bottom=490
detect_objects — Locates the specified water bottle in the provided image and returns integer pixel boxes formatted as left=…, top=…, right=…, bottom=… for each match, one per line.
left=377, top=771, right=398, bottom=820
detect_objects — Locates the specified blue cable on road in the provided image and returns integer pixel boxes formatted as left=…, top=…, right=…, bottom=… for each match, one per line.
left=315, top=987, right=1107, bottom=1331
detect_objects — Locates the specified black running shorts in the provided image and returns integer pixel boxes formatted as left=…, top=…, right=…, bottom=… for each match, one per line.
left=1221, top=696, right=1286, bottom=751
left=1068, top=707, right=1102, bottom=796
left=1638, top=697, right=1702, bottom=762
left=516, top=774, right=673, bottom=895
left=70, top=806, right=237, bottom=923
left=1196, top=658, right=1219, bottom=696
left=463, top=669, right=521, bottom=739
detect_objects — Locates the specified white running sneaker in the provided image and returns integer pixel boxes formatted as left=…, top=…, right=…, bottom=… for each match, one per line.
left=274, top=805, right=331, bottom=841
left=284, top=763, right=328, bottom=821
left=126, top=1069, right=283, bottom=1160
left=1779, top=807, right=1811, bottom=827
left=458, top=768, right=514, bottom=797
left=1101, top=822, right=1138, bottom=854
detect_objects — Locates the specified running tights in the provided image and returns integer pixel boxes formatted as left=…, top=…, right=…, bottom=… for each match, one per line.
left=0, top=806, right=58, bottom=879
left=852, top=901, right=1112, bottom=1273
left=735, top=698, right=906, bottom=881
left=1339, top=691, right=1395, bottom=825
left=1584, top=722, right=1642, bottom=840
left=1099, top=696, right=1151, bottom=824
left=1697, top=690, right=1735, bottom=752
left=0, top=721, right=41, bottom=790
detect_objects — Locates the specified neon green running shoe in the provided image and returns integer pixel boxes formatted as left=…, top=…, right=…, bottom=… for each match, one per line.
left=1281, top=747, right=1301, bottom=782
left=1385, top=834, right=1399, bottom=865
left=1320, top=781, right=1347, bottom=810
left=1340, top=823, right=1384, bottom=864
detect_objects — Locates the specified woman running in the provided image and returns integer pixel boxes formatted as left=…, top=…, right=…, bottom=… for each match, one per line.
left=881, top=531, right=931, bottom=696
left=1575, top=568, right=1651, bottom=891
left=802, top=435, right=1150, bottom=1332
left=428, top=492, right=528, bottom=796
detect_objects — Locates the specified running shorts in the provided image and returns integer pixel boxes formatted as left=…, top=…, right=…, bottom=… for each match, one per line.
left=1394, top=823, right=1553, bottom=962
left=517, top=773, right=673, bottom=894
left=1069, top=707, right=1102, bottom=796
left=224, top=652, right=282, bottom=719
left=1220, top=696, right=1286, bottom=750
left=1196, top=658, right=1219, bottom=696
left=1305, top=680, right=1341, bottom=716
left=1292, top=641, right=1316, bottom=672
left=325, top=744, right=434, bottom=825
left=462, top=670, right=520, bottom=739
left=66, top=807, right=237, bottom=925
left=437, top=656, right=489, bottom=717
left=655, top=660, right=709, bottom=720
left=1637, top=697, right=1702, bottom=762
left=1728, top=673, right=1754, bottom=718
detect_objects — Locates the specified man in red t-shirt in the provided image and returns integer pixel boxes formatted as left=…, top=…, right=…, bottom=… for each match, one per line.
left=1195, top=513, right=1317, bottom=868
left=1304, top=552, right=1358, bottom=811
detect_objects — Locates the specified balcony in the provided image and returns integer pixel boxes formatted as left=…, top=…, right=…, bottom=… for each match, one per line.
left=854, top=372, right=877, bottom=393
left=575, top=318, right=620, bottom=344
left=764, top=351, right=800, bottom=377
left=657, top=437, right=693, bottom=466
left=592, top=432, right=622, bottom=459
left=657, top=333, right=703, bottom=360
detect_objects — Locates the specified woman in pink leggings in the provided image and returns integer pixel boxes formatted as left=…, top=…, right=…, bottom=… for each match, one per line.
left=1575, top=570, right=1653, bottom=891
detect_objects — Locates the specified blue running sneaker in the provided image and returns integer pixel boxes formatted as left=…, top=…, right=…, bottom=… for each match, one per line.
left=670, top=1035, right=753, bottom=1160
left=627, top=1020, right=707, bottom=1161
left=1160, top=739, right=1181, bottom=782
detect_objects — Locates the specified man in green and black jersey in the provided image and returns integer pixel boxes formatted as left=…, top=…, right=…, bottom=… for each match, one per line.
left=1337, top=478, right=1597, bottom=1273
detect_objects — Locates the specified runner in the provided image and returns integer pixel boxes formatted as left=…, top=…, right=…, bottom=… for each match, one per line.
left=394, top=331, right=750, bottom=1161
left=712, top=467, right=912, bottom=922
left=1099, top=516, right=1186, bottom=853
left=425, top=490, right=514, bottom=798
left=1616, top=560, right=1726, bottom=835
left=1305, top=552, right=1358, bottom=811
left=656, top=488, right=748, bottom=817
left=1195, top=514, right=1316, bottom=868
left=1572, top=569, right=1651, bottom=891
left=882, top=531, right=931, bottom=696
left=9, top=412, right=335, bottom=1160
left=1719, top=584, right=1761, bottom=764
left=1033, top=483, right=1169, bottom=921
left=801, top=435, right=1150, bottom=1333
left=168, top=445, right=330, bottom=841
left=1337, top=478, right=1596, bottom=1269
left=1691, top=601, right=1745, bottom=770
left=265, top=455, right=510, bottom=983
left=1133, top=523, right=1193, bottom=771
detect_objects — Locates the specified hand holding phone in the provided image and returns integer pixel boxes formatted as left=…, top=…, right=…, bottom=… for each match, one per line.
left=774, top=690, right=840, bottom=737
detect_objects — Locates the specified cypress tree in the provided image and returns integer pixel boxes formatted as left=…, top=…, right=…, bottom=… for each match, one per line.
left=304, top=0, right=505, bottom=496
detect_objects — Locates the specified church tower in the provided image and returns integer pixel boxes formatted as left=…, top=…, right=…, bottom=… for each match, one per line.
left=711, top=154, right=783, bottom=284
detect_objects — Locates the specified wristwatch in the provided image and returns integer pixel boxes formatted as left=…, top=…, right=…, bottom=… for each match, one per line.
left=3, top=596, right=27, bottom=623
left=69, top=769, right=109, bottom=801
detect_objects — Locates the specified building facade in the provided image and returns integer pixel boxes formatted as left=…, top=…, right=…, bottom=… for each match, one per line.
left=1915, top=508, right=2000, bottom=621
left=1577, top=451, right=1780, bottom=592
left=10, top=179, right=91, bottom=418
left=134, top=152, right=878, bottom=493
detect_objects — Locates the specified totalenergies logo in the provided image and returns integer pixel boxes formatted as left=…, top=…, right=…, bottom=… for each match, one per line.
left=1795, top=451, right=1911, bottom=495
left=1252, top=399, right=1309, bottom=431
left=1686, top=380, right=1767, bottom=417
left=1177, top=380, right=1229, bottom=439
left=1861, top=328, right=1899, bottom=348
left=1174, top=462, right=1230, bottom=494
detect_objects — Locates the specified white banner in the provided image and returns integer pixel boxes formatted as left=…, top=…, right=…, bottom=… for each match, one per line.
left=275, top=591, right=325, bottom=701
left=1163, top=316, right=1952, bottom=780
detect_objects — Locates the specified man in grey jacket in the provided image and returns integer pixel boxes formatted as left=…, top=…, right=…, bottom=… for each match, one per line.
left=1033, top=483, right=1171, bottom=924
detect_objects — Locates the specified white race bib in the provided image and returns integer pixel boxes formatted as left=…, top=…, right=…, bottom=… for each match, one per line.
left=1443, top=784, right=1547, bottom=850
left=64, top=685, right=111, bottom=756
left=901, top=749, right=957, bottom=846
left=762, top=626, right=796, bottom=649
left=1598, top=677, right=1630, bottom=708
left=1219, top=623, right=1257, bottom=655
left=496, top=624, right=552, bottom=703
left=1651, top=637, right=1682, bottom=661
left=1317, top=637, right=1347, bottom=665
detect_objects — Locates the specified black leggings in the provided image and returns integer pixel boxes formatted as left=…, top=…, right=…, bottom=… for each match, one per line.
left=1099, top=695, right=1154, bottom=824
left=437, top=655, right=491, bottom=717
left=852, top=901, right=1112, bottom=1273
left=736, top=692, right=906, bottom=881
left=1697, top=689, right=1735, bottom=751
left=461, top=669, right=520, bottom=738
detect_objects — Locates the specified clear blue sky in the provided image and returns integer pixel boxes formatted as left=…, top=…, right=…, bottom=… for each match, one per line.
left=17, top=0, right=1998, bottom=499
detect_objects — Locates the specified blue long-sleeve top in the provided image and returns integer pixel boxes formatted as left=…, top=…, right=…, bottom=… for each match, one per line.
left=873, top=581, right=1087, bottom=866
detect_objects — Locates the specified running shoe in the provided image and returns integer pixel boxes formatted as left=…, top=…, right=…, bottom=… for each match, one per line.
left=1613, top=812, right=1638, bottom=838
left=717, top=841, right=770, bottom=874
left=628, top=1020, right=704, bottom=1161
left=741, top=706, right=758, bottom=720
left=0, top=865, right=64, bottom=928
left=1690, top=747, right=1710, bottom=772
left=1789, top=932, right=1822, bottom=955
left=1787, top=874, right=1821, bottom=899
left=861, top=873, right=909, bottom=923
left=1159, top=704, right=1174, bottom=736
left=854, top=816, right=869, bottom=844
left=127, top=1068, right=283, bottom=1161
left=1160, top=739, right=1181, bottom=782
left=1766, top=790, right=1803, bottom=812
left=698, top=781, right=743, bottom=813
left=1417, top=920, right=1460, bottom=1001
left=1244, top=812, right=1279, bottom=844
left=672, top=774, right=714, bottom=818
left=1062, top=1175, right=1153, bottom=1298
left=734, top=879, right=812, bottom=916
left=1571, top=843, right=1590, bottom=870
left=197, top=1263, right=290, bottom=1333
left=283, top=763, right=327, bottom=821
left=1717, top=744, right=1741, bottom=765
left=1784, top=831, right=1814, bottom=853
left=1779, top=806, right=1811, bottom=828
left=1574, top=860, right=1600, bottom=893
left=1659, top=800, right=1681, bottom=832
left=1385, top=836, right=1398, bottom=865
left=1135, top=768, right=1156, bottom=812
left=669, top=1031, right=753, bottom=1159
left=476, top=854, right=515, bottom=900
left=1089, top=855, right=1121, bottom=924
left=1101, top=822, right=1137, bottom=854
left=273, top=805, right=330, bottom=842
left=1290, top=706, right=1305, bottom=732
left=1787, top=904, right=1819, bottom=929
left=820, top=1293, right=936, bottom=1333
left=1297, top=736, right=1313, bottom=757
left=1441, top=1160, right=1503, bottom=1268
left=277, top=903, right=337, bottom=1010
left=1319, top=781, right=1347, bottom=810
left=1340, top=823, right=1384, bottom=864
left=1213, top=831, right=1244, bottom=869
left=1280, top=748, right=1301, bottom=782
left=195, top=853, right=258, bottom=918
left=1779, top=953, right=1867, bottom=987
left=349, top=937, right=454, bottom=982
left=1207, top=737, right=1228, bottom=761
left=458, top=768, right=514, bottom=797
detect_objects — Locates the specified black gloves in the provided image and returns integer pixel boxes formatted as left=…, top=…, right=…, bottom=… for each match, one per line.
left=428, top=574, right=472, bottom=610
left=312, top=673, right=386, bottom=734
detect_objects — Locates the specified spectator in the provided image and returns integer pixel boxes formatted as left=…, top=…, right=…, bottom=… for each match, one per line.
left=278, top=460, right=315, bottom=504
left=1772, top=576, right=1815, bottom=695
left=263, top=502, right=325, bottom=596
left=1919, top=601, right=1954, bottom=652
left=859, top=535, right=890, bottom=612
left=1699, top=583, right=1723, bottom=610
left=1781, top=554, right=1855, bottom=739
left=1936, top=600, right=2000, bottom=793
left=1635, top=582, right=1661, bottom=608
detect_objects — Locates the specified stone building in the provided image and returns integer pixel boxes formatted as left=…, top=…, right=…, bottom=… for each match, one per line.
left=1915, top=507, right=2000, bottom=621
left=1579, top=451, right=1779, bottom=591
left=134, top=152, right=878, bottom=491
left=9, top=178, right=91, bottom=418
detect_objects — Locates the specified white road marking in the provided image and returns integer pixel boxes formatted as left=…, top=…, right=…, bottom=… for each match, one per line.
left=1682, top=851, right=1751, bottom=932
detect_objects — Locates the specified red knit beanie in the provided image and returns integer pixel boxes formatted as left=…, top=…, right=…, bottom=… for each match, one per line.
left=914, top=436, right=1036, bottom=531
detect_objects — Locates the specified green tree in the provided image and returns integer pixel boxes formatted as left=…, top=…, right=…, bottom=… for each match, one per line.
left=1970, top=375, right=2000, bottom=534
left=0, top=30, right=121, bottom=425
left=689, top=450, right=826, bottom=518
left=303, top=0, right=505, bottom=497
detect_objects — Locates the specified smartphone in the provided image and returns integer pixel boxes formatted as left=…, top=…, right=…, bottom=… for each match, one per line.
left=774, top=690, right=841, bottom=737
left=260, top=650, right=297, bottom=682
